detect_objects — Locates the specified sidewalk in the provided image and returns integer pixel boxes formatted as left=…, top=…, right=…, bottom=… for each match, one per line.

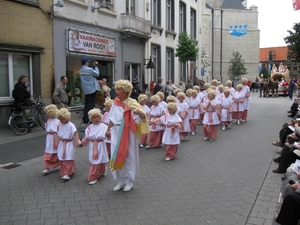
left=0, top=93, right=295, bottom=225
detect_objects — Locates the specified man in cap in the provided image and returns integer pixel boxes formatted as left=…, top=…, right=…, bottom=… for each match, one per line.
left=80, top=57, right=100, bottom=123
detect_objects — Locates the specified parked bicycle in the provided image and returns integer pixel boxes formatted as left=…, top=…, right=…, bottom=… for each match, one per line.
left=8, top=95, right=47, bottom=135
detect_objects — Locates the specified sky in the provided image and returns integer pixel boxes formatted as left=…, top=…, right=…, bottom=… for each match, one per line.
left=247, top=0, right=300, bottom=48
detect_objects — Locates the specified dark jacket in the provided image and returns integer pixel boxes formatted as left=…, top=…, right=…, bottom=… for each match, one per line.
left=13, top=82, right=31, bottom=106
left=154, top=83, right=163, bottom=95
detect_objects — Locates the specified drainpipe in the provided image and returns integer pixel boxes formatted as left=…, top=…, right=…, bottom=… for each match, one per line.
left=211, top=9, right=214, bottom=80
left=220, top=9, right=223, bottom=83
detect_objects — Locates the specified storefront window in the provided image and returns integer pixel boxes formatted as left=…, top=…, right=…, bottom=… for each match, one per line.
left=0, top=52, right=31, bottom=99
left=66, top=58, right=113, bottom=107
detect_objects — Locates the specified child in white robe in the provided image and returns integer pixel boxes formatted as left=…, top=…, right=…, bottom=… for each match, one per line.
left=56, top=108, right=81, bottom=181
left=42, top=104, right=60, bottom=174
left=220, top=88, right=233, bottom=130
left=225, top=80, right=236, bottom=96
left=147, top=95, right=164, bottom=149
left=202, top=89, right=221, bottom=140
left=177, top=92, right=190, bottom=139
left=232, top=84, right=245, bottom=125
left=138, top=94, right=150, bottom=148
left=154, top=102, right=182, bottom=160
left=81, top=109, right=109, bottom=185
left=188, top=90, right=201, bottom=135
left=241, top=78, right=251, bottom=122
left=102, top=99, right=113, bottom=158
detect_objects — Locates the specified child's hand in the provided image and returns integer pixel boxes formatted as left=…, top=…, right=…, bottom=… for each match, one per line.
left=78, top=143, right=84, bottom=148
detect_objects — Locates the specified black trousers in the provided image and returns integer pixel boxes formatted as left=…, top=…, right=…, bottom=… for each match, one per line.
left=276, top=191, right=300, bottom=225
left=278, top=146, right=300, bottom=172
left=83, top=92, right=96, bottom=123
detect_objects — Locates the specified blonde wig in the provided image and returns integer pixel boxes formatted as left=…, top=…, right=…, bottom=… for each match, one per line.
left=207, top=89, right=217, bottom=98
left=156, top=91, right=165, bottom=100
left=115, top=79, right=133, bottom=96
left=241, top=78, right=248, bottom=84
left=223, top=88, right=231, bottom=94
left=138, top=94, right=148, bottom=104
left=177, top=92, right=186, bottom=99
left=191, top=89, right=198, bottom=95
left=57, top=108, right=71, bottom=120
left=167, top=102, right=178, bottom=114
left=150, top=95, right=161, bottom=103
left=236, top=84, right=243, bottom=91
left=104, top=99, right=113, bottom=107
left=193, top=85, right=200, bottom=90
left=225, top=80, right=232, bottom=86
left=211, top=79, right=218, bottom=86
left=186, top=88, right=193, bottom=96
left=173, top=88, right=182, bottom=96
left=44, top=104, right=58, bottom=118
left=204, top=83, right=211, bottom=89
left=218, top=85, right=224, bottom=91
left=166, top=95, right=176, bottom=103
left=88, top=108, right=102, bottom=121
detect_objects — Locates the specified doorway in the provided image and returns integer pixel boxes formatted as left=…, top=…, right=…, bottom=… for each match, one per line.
left=124, top=63, right=140, bottom=82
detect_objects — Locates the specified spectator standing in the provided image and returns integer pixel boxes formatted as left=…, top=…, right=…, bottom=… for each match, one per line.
left=102, top=78, right=111, bottom=98
left=288, top=79, right=296, bottom=100
left=164, top=81, right=173, bottom=98
left=110, top=82, right=116, bottom=100
left=80, top=57, right=100, bottom=124
left=130, top=80, right=141, bottom=100
left=154, top=77, right=163, bottom=95
left=95, top=80, right=105, bottom=111
left=53, top=76, right=70, bottom=109
left=180, top=77, right=186, bottom=92
left=13, top=75, right=31, bottom=107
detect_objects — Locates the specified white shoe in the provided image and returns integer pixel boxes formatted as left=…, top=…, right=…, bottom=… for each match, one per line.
left=113, top=180, right=125, bottom=191
left=165, top=158, right=171, bottom=161
left=103, top=167, right=107, bottom=176
left=42, top=169, right=49, bottom=174
left=191, top=131, right=195, bottom=135
left=228, top=123, right=231, bottom=128
left=145, top=145, right=150, bottom=149
left=61, top=175, right=70, bottom=180
left=237, top=120, right=240, bottom=125
left=204, top=137, right=208, bottom=141
left=88, top=180, right=97, bottom=185
left=123, top=181, right=133, bottom=192
left=222, top=127, right=225, bottom=131
left=210, top=139, right=214, bottom=141
left=139, top=144, right=144, bottom=148
left=241, top=120, right=245, bottom=123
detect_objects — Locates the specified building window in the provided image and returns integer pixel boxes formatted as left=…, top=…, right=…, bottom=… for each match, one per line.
left=166, top=48, right=174, bottom=81
left=166, top=0, right=174, bottom=31
left=126, top=0, right=135, bottom=15
left=190, top=8, right=196, bottom=40
left=0, top=52, right=32, bottom=99
left=293, top=64, right=298, bottom=71
left=268, top=50, right=274, bottom=62
left=151, top=45, right=161, bottom=81
left=152, top=0, right=161, bottom=27
left=179, top=2, right=186, bottom=33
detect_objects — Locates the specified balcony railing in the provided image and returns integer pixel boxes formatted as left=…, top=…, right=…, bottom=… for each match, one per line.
left=120, top=13, right=151, bottom=37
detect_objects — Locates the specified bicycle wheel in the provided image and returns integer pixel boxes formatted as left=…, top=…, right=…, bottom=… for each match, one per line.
left=37, top=110, right=47, bottom=130
left=9, top=114, right=28, bottom=135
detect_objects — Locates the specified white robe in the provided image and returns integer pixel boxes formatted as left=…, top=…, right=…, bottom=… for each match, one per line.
left=188, top=97, right=200, bottom=119
left=160, top=114, right=182, bottom=145
left=57, top=122, right=77, bottom=161
left=202, top=98, right=221, bottom=125
left=178, top=101, right=190, bottom=132
left=242, top=85, right=250, bottom=110
left=102, top=111, right=111, bottom=144
left=220, top=96, right=233, bottom=121
left=109, top=99, right=142, bottom=181
left=84, top=123, right=109, bottom=165
left=149, top=105, right=164, bottom=131
left=232, top=91, right=245, bottom=112
left=44, top=118, right=60, bottom=154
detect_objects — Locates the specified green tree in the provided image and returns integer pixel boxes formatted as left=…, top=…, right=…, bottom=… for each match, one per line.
left=261, top=66, right=269, bottom=79
left=227, top=51, right=248, bottom=79
left=175, top=31, right=199, bottom=80
left=284, top=22, right=300, bottom=62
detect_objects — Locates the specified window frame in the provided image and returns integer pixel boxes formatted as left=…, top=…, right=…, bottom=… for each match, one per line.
left=151, top=45, right=161, bottom=82
left=0, top=51, right=33, bottom=100
left=152, top=0, right=161, bottom=27
left=126, top=0, right=135, bottom=15
left=179, top=2, right=186, bottom=33
left=166, top=0, right=174, bottom=31
left=13, top=0, right=39, bottom=7
left=166, top=48, right=174, bottom=81
left=190, top=8, right=196, bottom=40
